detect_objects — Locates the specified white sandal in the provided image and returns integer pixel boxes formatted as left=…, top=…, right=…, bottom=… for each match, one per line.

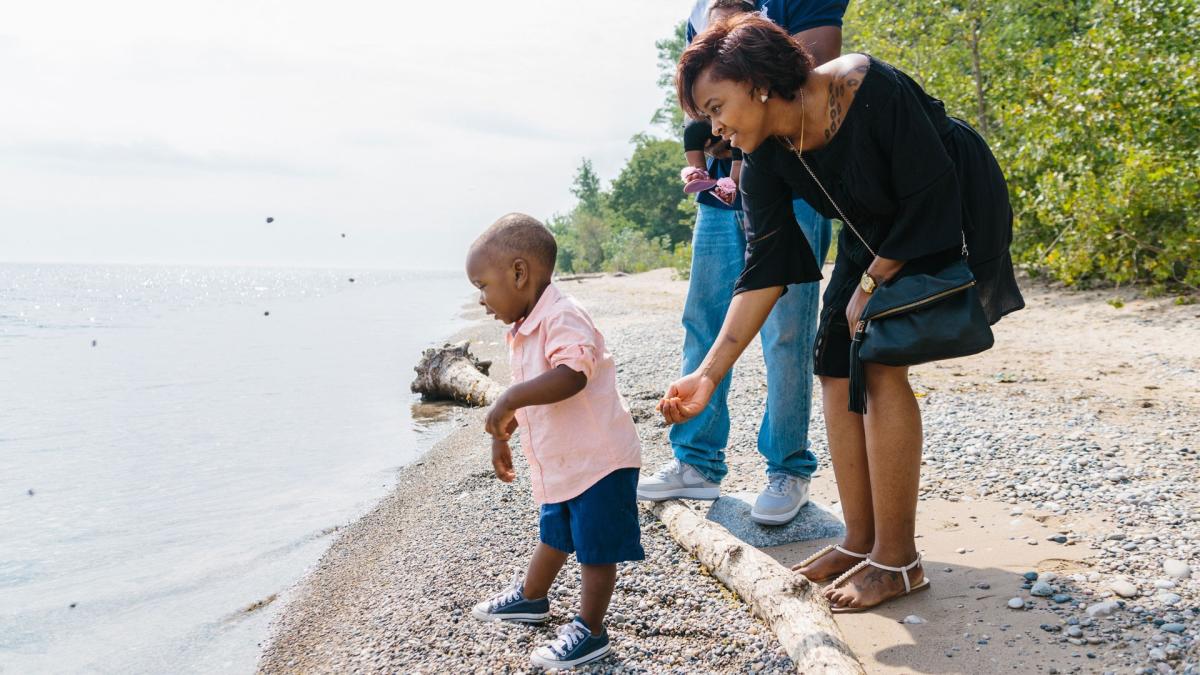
left=791, top=545, right=869, bottom=583
left=826, top=553, right=931, bottom=614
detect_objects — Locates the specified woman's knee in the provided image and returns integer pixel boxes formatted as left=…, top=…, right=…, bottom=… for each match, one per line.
left=863, top=362, right=910, bottom=387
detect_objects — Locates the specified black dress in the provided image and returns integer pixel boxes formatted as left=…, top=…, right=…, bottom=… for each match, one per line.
left=734, top=55, right=1025, bottom=378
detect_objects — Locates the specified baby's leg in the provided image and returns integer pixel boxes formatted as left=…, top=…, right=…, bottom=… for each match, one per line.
left=579, top=563, right=617, bottom=632
left=522, top=543, right=569, bottom=600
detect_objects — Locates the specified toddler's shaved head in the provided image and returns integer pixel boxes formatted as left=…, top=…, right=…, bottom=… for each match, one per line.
left=470, top=213, right=558, bottom=273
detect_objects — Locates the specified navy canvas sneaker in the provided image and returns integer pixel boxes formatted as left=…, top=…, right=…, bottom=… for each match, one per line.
left=529, top=617, right=611, bottom=669
left=470, top=576, right=550, bottom=623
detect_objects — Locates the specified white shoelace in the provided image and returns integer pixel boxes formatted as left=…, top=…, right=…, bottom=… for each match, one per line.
left=653, top=459, right=684, bottom=480
left=547, top=621, right=589, bottom=657
left=766, top=473, right=796, bottom=496
left=487, top=574, right=524, bottom=611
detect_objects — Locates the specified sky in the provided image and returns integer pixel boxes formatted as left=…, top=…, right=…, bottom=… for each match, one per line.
left=0, top=1, right=691, bottom=269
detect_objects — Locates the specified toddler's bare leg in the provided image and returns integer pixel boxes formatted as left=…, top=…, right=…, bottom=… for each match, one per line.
left=579, top=563, right=616, bottom=633
left=522, top=543, right=569, bottom=600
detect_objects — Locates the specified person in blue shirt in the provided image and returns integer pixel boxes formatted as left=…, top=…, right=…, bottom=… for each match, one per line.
left=637, top=0, right=847, bottom=525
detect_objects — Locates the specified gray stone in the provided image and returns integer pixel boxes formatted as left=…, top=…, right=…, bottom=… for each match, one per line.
left=1110, top=580, right=1139, bottom=598
left=1163, top=559, right=1191, bottom=580
left=1086, top=601, right=1121, bottom=618
left=1007, top=597, right=1025, bottom=609
left=1156, top=592, right=1182, bottom=605
left=1161, top=623, right=1185, bottom=634
left=705, top=495, right=845, bottom=547
left=1030, top=581, right=1054, bottom=597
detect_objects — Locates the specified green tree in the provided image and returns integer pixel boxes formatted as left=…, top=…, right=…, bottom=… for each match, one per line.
left=570, top=158, right=605, bottom=214
left=609, top=134, right=693, bottom=246
left=650, top=21, right=688, bottom=139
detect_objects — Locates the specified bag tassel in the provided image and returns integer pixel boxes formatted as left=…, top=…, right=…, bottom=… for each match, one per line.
left=848, top=322, right=867, bottom=415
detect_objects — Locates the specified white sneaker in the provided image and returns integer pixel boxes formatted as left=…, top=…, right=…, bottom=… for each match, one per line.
left=750, top=473, right=810, bottom=525
left=636, top=459, right=720, bottom=501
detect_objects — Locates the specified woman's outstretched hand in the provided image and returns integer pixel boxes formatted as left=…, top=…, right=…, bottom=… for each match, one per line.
left=656, top=371, right=717, bottom=425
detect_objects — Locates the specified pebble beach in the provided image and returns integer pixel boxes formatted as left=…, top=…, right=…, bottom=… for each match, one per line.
left=259, top=268, right=1198, bottom=674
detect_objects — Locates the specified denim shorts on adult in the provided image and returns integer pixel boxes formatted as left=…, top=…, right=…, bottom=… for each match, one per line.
left=539, top=468, right=644, bottom=565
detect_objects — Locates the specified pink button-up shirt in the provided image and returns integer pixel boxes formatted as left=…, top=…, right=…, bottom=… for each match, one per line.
left=506, top=283, right=641, bottom=504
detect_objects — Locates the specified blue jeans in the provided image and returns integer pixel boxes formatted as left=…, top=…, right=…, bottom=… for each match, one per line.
left=671, top=200, right=832, bottom=483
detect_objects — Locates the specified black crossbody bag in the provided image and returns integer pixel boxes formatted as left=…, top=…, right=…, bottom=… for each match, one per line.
left=794, top=152, right=995, bottom=414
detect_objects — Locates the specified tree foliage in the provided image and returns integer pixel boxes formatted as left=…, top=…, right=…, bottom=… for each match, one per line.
left=847, top=0, right=1199, bottom=288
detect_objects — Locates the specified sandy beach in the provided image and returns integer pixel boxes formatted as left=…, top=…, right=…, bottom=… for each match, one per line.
left=259, top=268, right=1198, bottom=673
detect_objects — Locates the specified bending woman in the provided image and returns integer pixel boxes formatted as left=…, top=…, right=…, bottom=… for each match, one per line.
left=657, top=13, right=1023, bottom=612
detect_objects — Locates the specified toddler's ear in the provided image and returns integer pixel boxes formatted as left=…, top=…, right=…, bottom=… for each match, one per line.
left=511, top=257, right=530, bottom=289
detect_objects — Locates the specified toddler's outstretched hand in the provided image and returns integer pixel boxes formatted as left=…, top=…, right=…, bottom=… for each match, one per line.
left=491, top=437, right=516, bottom=482
left=484, top=395, right=518, bottom=440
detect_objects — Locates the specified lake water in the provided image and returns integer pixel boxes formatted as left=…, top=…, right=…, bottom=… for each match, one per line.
left=0, top=263, right=473, bottom=673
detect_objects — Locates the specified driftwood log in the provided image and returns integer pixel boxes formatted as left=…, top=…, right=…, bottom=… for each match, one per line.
left=410, top=340, right=503, bottom=406
left=650, top=500, right=864, bottom=674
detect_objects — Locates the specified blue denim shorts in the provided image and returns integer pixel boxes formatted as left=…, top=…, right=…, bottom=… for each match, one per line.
left=539, top=468, right=645, bottom=565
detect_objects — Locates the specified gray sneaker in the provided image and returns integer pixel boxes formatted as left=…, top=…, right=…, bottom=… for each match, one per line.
left=750, top=473, right=810, bottom=525
left=636, top=459, right=720, bottom=501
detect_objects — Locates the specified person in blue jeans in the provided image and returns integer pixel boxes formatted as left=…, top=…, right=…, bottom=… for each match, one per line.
left=637, top=0, right=845, bottom=524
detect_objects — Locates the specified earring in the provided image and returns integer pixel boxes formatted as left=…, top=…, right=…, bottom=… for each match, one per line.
left=760, top=93, right=769, bottom=103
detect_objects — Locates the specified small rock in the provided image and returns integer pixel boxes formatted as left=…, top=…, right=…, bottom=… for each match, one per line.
left=1156, top=592, right=1182, bottom=606
left=1047, top=535, right=1068, bottom=544
left=956, top=547, right=967, bottom=554
left=1052, top=594, right=1072, bottom=604
left=1153, top=580, right=1176, bottom=590
left=1086, top=601, right=1121, bottom=618
left=901, top=615, right=927, bottom=624
left=1163, top=559, right=1191, bottom=580
left=976, top=582, right=991, bottom=590
left=1007, top=597, right=1025, bottom=609
left=1067, top=626, right=1083, bottom=638
left=1031, top=581, right=1054, bottom=597
left=1149, top=647, right=1166, bottom=661
left=1023, top=571, right=1038, bottom=581
left=264, top=311, right=271, bottom=316
left=27, top=489, right=34, bottom=496
left=1161, top=623, right=1185, bottom=634
left=1040, top=623, right=1062, bottom=633
left=1110, top=580, right=1139, bottom=598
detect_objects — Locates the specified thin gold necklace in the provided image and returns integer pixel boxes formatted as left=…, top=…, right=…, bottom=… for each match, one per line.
left=780, top=88, right=805, bottom=155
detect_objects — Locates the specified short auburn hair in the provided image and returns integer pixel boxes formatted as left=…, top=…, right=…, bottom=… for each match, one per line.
left=677, top=13, right=815, bottom=120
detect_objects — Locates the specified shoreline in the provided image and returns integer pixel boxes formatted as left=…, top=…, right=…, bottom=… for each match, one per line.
left=259, top=269, right=1198, bottom=674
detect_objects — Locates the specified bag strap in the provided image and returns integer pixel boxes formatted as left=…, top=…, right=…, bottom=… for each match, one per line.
left=780, top=138, right=968, bottom=258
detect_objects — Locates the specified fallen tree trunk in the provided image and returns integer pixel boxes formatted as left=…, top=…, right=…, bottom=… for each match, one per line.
left=650, top=500, right=864, bottom=674
left=410, top=341, right=503, bottom=406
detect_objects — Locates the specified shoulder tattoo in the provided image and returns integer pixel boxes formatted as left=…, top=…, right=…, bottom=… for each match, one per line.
left=825, top=63, right=871, bottom=141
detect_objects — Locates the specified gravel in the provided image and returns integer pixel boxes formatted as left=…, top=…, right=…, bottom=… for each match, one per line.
left=259, top=271, right=1200, bottom=674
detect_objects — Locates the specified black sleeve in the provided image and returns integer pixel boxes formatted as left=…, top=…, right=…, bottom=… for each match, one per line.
left=873, top=78, right=964, bottom=261
left=732, top=147, right=743, bottom=161
left=683, top=119, right=713, bottom=152
left=733, top=149, right=823, bottom=295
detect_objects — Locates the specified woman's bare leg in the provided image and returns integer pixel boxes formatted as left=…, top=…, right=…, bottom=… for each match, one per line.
left=825, top=364, right=924, bottom=609
left=793, top=375, right=875, bottom=581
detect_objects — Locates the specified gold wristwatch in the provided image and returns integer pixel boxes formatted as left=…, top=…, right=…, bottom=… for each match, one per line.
left=859, top=271, right=878, bottom=294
